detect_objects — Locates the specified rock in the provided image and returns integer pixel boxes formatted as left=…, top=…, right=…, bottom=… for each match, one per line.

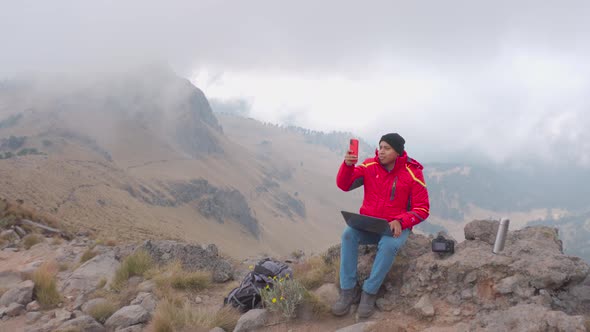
left=73, top=310, right=85, bottom=318
left=14, top=226, right=27, bottom=238
left=195, top=296, right=203, bottom=304
left=130, top=292, right=158, bottom=313
left=423, top=323, right=470, bottom=332
left=313, top=283, right=339, bottom=305
left=376, top=297, right=394, bottom=312
left=62, top=251, right=120, bottom=295
left=54, top=308, right=73, bottom=322
left=82, top=298, right=109, bottom=314
left=464, top=219, right=499, bottom=245
left=19, top=260, right=45, bottom=275
left=137, top=280, right=155, bottom=293
left=213, top=260, right=233, bottom=282
left=116, top=325, right=144, bottom=332
left=26, top=311, right=43, bottom=323
left=1, top=229, right=20, bottom=242
left=413, top=294, right=435, bottom=318
left=57, top=315, right=105, bottom=332
left=0, top=306, right=6, bottom=318
left=0, top=280, right=34, bottom=306
left=334, top=321, right=377, bottom=332
left=104, top=305, right=150, bottom=329
left=127, top=276, right=143, bottom=289
left=26, top=300, right=41, bottom=311
left=209, top=327, right=226, bottom=332
left=233, top=308, right=268, bottom=332
left=473, top=303, right=586, bottom=331
left=141, top=240, right=234, bottom=278
left=0, top=271, right=23, bottom=290
left=5, top=303, right=25, bottom=317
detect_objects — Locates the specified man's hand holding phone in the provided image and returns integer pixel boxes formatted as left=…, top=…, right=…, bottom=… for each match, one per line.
left=345, top=138, right=359, bottom=166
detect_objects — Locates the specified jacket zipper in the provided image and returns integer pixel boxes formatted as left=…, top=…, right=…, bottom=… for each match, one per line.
left=390, top=176, right=397, bottom=200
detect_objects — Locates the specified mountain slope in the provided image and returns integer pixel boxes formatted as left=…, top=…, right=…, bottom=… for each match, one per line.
left=0, top=67, right=359, bottom=258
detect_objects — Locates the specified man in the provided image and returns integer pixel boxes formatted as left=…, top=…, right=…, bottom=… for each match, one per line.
left=332, top=133, right=430, bottom=318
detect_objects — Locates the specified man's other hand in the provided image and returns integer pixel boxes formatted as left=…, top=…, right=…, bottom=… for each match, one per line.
left=344, top=150, right=358, bottom=166
left=390, top=220, right=402, bottom=237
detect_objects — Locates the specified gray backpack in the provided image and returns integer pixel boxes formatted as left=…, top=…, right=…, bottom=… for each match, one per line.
left=223, top=258, right=293, bottom=312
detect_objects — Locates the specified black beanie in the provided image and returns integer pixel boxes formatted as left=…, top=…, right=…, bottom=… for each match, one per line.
left=380, top=133, right=405, bottom=155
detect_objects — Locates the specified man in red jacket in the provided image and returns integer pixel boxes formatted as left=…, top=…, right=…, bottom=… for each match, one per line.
left=332, top=133, right=430, bottom=318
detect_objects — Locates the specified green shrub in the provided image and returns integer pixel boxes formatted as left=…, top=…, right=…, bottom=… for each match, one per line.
left=260, top=277, right=305, bottom=319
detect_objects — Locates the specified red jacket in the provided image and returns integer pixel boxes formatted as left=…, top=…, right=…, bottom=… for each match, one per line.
left=336, top=151, right=430, bottom=230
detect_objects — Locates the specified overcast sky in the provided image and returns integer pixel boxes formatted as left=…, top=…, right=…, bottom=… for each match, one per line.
left=2, top=1, right=590, bottom=165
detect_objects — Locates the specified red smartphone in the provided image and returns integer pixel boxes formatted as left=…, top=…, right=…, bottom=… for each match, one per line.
left=349, top=138, right=359, bottom=157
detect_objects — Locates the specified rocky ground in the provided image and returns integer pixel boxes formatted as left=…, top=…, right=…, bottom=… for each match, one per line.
left=1, top=216, right=590, bottom=331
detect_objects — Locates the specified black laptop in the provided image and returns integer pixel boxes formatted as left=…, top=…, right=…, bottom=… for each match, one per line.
left=341, top=211, right=392, bottom=236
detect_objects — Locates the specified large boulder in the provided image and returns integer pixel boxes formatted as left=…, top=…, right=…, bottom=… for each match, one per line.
left=464, top=219, right=500, bottom=245
left=233, top=308, right=269, bottom=332
left=56, top=315, right=105, bottom=332
left=61, top=251, right=120, bottom=296
left=140, top=240, right=234, bottom=282
left=471, top=303, right=586, bottom=331
left=0, top=280, right=34, bottom=306
left=104, top=305, right=150, bottom=329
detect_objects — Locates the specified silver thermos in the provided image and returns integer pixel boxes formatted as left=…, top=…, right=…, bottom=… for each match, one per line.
left=493, top=218, right=510, bottom=254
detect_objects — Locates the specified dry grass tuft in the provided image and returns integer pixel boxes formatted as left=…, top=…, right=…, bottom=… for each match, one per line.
left=95, top=237, right=117, bottom=247
left=31, top=262, right=61, bottom=308
left=0, top=287, right=7, bottom=297
left=50, top=236, right=63, bottom=245
left=80, top=249, right=98, bottom=264
left=302, top=290, right=330, bottom=317
left=148, top=261, right=214, bottom=297
left=153, top=298, right=239, bottom=332
left=170, top=271, right=211, bottom=292
left=111, top=250, right=153, bottom=291
left=22, top=234, right=44, bottom=250
left=292, top=256, right=339, bottom=290
left=88, top=301, right=117, bottom=324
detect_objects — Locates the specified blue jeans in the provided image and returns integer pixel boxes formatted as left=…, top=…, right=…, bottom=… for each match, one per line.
left=340, top=226, right=410, bottom=295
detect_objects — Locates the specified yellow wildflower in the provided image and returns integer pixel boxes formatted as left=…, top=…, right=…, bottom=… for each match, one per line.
left=279, top=278, right=284, bottom=282
left=265, top=285, right=270, bottom=290
left=272, top=298, right=277, bottom=303
left=280, top=296, right=285, bottom=301
left=286, top=273, right=290, bottom=278
left=248, top=265, right=254, bottom=270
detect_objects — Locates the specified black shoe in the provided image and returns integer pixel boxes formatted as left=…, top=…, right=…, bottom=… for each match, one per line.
left=331, top=286, right=361, bottom=316
left=357, top=291, right=377, bottom=318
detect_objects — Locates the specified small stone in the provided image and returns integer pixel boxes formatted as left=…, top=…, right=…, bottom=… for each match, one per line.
left=464, top=271, right=478, bottom=284
left=5, top=303, right=25, bottom=317
left=453, top=309, right=461, bottom=316
left=137, top=280, right=155, bottom=293
left=26, top=311, right=43, bottom=323
left=461, top=289, right=473, bottom=300
left=376, top=298, right=394, bottom=312
left=54, top=308, right=73, bottom=322
left=26, top=300, right=41, bottom=311
left=195, top=296, right=203, bottom=304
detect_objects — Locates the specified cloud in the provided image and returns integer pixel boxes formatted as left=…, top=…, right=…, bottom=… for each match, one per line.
left=2, top=0, right=590, bottom=166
